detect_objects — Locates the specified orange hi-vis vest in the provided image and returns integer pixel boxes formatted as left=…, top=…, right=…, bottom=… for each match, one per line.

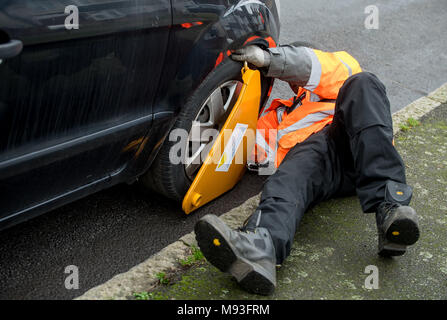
left=254, top=49, right=362, bottom=167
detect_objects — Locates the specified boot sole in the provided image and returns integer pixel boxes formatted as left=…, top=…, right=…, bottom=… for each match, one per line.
left=194, top=215, right=275, bottom=296
left=378, top=241, right=407, bottom=257
left=385, top=208, right=420, bottom=246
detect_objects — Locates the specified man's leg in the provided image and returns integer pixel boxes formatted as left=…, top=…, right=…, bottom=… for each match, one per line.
left=328, top=72, right=405, bottom=212
left=194, top=130, right=344, bottom=295
left=243, top=129, right=344, bottom=265
left=328, top=72, right=420, bottom=256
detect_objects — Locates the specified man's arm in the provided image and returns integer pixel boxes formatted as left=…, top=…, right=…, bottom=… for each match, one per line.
left=233, top=45, right=362, bottom=100
left=264, top=45, right=312, bottom=87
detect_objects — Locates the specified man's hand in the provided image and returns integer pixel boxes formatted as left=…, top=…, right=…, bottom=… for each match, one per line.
left=231, top=45, right=271, bottom=68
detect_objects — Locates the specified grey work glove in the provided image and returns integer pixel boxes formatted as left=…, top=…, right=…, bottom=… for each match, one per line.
left=231, top=45, right=271, bottom=68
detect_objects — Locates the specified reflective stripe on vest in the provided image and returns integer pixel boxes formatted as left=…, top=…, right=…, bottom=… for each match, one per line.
left=277, top=109, right=334, bottom=141
left=304, top=48, right=321, bottom=92
left=276, top=106, right=286, bottom=124
left=302, top=49, right=362, bottom=100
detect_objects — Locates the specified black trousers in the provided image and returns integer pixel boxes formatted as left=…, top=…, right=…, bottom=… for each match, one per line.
left=246, top=72, right=408, bottom=264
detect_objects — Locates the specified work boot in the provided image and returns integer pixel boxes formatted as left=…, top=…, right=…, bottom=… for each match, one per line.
left=194, top=214, right=276, bottom=295
left=376, top=181, right=420, bottom=257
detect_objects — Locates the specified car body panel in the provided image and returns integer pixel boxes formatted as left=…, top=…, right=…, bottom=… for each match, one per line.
left=0, top=0, right=171, bottom=226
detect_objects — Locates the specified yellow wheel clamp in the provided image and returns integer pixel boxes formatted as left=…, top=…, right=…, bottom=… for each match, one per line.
left=182, top=63, right=261, bottom=214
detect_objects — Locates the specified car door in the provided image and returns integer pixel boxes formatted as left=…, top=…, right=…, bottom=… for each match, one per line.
left=0, top=0, right=171, bottom=220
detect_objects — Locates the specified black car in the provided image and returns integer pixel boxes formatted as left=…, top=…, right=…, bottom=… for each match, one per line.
left=0, top=0, right=280, bottom=229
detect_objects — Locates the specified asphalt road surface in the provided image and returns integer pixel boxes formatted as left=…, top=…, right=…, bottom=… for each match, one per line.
left=1, top=0, right=446, bottom=300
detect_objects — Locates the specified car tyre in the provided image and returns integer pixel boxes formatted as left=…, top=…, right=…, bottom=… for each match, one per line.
left=142, top=58, right=269, bottom=202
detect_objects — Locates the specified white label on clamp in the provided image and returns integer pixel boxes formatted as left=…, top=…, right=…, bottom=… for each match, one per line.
left=215, top=123, right=248, bottom=172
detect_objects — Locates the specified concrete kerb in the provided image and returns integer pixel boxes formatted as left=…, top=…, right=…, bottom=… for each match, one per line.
left=76, top=195, right=261, bottom=300
left=392, top=83, right=446, bottom=134
left=76, top=82, right=447, bottom=300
